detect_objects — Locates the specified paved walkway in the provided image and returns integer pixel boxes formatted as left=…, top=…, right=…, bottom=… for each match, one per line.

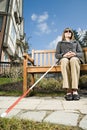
left=0, top=96, right=87, bottom=130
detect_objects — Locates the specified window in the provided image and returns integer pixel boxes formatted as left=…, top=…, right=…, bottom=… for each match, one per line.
left=0, top=15, right=3, bottom=31
left=4, top=52, right=9, bottom=62
left=0, top=0, right=9, bottom=12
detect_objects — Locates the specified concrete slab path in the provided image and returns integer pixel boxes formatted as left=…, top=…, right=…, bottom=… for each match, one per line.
left=0, top=96, right=87, bottom=130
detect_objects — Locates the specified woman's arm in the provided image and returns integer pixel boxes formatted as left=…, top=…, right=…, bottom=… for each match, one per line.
left=55, top=42, right=64, bottom=59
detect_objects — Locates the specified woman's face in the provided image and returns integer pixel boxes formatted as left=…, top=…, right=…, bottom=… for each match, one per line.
left=64, top=30, right=72, bottom=39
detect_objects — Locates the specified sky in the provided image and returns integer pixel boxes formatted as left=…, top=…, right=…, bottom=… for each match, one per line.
left=23, top=0, right=87, bottom=51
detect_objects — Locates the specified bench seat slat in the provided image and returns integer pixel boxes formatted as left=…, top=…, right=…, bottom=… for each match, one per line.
left=27, top=64, right=87, bottom=73
left=27, top=65, right=61, bottom=73
left=80, top=64, right=87, bottom=70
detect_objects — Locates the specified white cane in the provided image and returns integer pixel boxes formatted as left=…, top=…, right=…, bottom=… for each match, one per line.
left=1, top=62, right=57, bottom=117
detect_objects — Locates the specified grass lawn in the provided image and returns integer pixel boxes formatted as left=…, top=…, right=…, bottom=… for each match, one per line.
left=0, top=77, right=23, bottom=96
left=0, top=118, right=83, bottom=130
left=0, top=78, right=22, bottom=85
left=0, top=78, right=12, bottom=85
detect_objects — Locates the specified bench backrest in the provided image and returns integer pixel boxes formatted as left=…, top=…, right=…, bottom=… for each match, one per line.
left=32, top=48, right=87, bottom=66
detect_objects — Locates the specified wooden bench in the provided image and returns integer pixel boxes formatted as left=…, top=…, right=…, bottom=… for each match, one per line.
left=23, top=47, right=87, bottom=93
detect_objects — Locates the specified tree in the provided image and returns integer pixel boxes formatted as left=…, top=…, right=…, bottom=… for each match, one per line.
left=73, top=30, right=80, bottom=42
left=81, top=31, right=87, bottom=47
left=73, top=29, right=87, bottom=47
left=23, top=36, right=32, bottom=53
left=73, top=29, right=83, bottom=46
left=23, top=41, right=29, bottom=53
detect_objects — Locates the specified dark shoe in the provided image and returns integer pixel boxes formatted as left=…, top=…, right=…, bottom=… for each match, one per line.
left=73, top=94, right=80, bottom=100
left=65, top=94, right=73, bottom=101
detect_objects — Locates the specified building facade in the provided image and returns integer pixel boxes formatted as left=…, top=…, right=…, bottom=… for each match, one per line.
left=0, top=0, right=25, bottom=62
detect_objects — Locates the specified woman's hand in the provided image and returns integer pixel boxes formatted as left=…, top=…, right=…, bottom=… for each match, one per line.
left=63, top=51, right=76, bottom=58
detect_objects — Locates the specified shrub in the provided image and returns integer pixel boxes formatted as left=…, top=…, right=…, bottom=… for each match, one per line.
left=1, top=66, right=23, bottom=82
left=79, top=74, right=87, bottom=89
left=35, top=77, right=63, bottom=91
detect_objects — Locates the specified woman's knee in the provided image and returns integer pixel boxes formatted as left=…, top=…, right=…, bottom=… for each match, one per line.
left=70, top=57, right=80, bottom=64
left=60, top=58, right=69, bottom=66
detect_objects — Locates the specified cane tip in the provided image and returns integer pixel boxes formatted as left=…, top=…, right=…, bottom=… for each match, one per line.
left=0, top=112, right=7, bottom=118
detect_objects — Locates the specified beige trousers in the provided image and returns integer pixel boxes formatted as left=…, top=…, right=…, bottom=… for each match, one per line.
left=60, top=57, right=80, bottom=89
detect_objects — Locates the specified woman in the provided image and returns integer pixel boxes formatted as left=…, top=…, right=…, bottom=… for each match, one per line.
left=55, top=28, right=84, bottom=101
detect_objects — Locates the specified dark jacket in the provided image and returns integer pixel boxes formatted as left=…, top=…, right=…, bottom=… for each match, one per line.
left=55, top=40, right=84, bottom=64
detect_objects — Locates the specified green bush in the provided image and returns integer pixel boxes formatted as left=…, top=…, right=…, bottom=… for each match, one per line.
left=35, top=77, right=63, bottom=91
left=79, top=74, right=87, bottom=88
left=79, top=75, right=87, bottom=84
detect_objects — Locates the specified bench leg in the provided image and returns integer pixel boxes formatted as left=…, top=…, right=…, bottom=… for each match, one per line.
left=31, top=74, right=35, bottom=86
left=23, top=70, right=27, bottom=94
left=23, top=59, right=27, bottom=94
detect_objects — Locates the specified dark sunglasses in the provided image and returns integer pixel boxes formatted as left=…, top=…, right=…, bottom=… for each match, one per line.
left=64, top=30, right=72, bottom=33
